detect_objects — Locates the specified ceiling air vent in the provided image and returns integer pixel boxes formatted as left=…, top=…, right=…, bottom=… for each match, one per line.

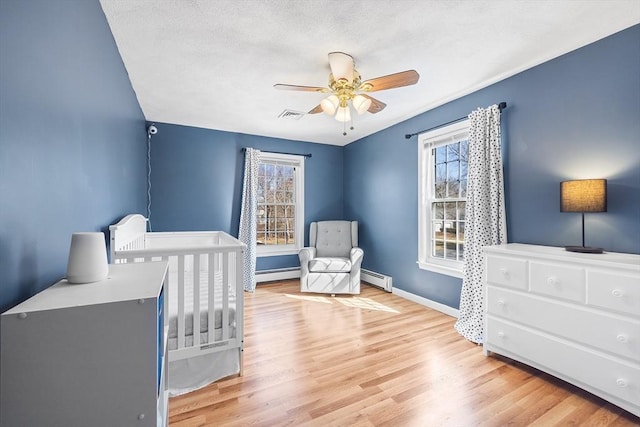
left=278, top=110, right=306, bottom=120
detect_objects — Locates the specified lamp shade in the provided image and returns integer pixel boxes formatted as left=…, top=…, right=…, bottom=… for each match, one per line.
left=352, top=94, right=372, bottom=115
left=560, top=179, right=607, bottom=213
left=66, top=232, right=109, bottom=284
left=320, top=95, right=339, bottom=116
left=335, top=105, right=351, bottom=122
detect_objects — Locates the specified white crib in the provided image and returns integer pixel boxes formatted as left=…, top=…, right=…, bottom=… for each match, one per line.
left=109, top=214, right=245, bottom=396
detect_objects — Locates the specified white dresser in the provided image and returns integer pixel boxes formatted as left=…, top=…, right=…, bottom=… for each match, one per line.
left=483, top=243, right=640, bottom=417
left=1, top=261, right=169, bottom=427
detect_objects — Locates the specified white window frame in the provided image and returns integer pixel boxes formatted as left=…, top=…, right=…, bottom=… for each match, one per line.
left=256, top=152, right=305, bottom=257
left=417, top=119, right=469, bottom=278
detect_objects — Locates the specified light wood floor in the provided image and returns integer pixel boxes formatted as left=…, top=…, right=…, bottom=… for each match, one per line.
left=169, top=280, right=639, bottom=426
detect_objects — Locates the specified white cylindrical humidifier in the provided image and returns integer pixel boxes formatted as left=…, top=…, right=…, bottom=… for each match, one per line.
left=66, top=232, right=109, bottom=284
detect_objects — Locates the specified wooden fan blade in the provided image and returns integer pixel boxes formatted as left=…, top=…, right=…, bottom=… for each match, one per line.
left=273, top=84, right=328, bottom=93
left=308, top=104, right=323, bottom=114
left=359, top=70, right=420, bottom=92
left=361, top=94, right=387, bottom=114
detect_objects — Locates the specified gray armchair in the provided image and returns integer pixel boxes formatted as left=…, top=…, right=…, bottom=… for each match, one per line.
left=299, top=220, right=364, bottom=295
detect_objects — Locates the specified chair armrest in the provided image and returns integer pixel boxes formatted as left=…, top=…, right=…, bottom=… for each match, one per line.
left=299, top=247, right=316, bottom=262
left=299, top=247, right=316, bottom=275
left=350, top=247, right=364, bottom=268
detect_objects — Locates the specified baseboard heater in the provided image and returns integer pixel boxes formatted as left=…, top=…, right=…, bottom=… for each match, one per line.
left=256, top=267, right=300, bottom=283
left=361, top=269, right=393, bottom=292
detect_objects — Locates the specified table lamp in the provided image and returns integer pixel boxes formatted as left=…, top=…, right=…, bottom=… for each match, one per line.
left=560, top=179, right=607, bottom=253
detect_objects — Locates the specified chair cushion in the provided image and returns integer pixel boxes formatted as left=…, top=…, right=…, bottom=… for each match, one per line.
left=308, top=257, right=352, bottom=273
left=315, top=221, right=353, bottom=258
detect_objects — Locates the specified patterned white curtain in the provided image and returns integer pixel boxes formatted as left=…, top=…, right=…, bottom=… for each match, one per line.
left=239, top=148, right=261, bottom=292
left=454, top=105, right=507, bottom=343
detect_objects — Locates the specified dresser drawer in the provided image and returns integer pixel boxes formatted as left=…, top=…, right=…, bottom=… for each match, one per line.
left=486, top=286, right=640, bottom=361
left=486, top=317, right=640, bottom=413
left=486, top=255, right=527, bottom=290
left=587, top=270, right=640, bottom=317
left=530, top=261, right=585, bottom=303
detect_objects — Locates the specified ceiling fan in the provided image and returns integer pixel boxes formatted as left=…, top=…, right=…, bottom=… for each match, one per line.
left=274, top=52, right=420, bottom=135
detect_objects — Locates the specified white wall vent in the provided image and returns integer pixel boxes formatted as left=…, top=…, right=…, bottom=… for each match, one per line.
left=278, top=110, right=306, bottom=120
left=361, top=269, right=393, bottom=292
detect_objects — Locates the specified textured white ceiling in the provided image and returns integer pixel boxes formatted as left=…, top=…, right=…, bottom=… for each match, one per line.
left=99, top=0, right=639, bottom=146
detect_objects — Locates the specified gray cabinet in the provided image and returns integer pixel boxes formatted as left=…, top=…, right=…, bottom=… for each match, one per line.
left=1, top=261, right=169, bottom=427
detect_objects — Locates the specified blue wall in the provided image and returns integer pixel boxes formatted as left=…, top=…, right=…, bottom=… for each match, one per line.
left=0, top=1, right=147, bottom=312
left=147, top=123, right=344, bottom=271
left=344, top=25, right=640, bottom=309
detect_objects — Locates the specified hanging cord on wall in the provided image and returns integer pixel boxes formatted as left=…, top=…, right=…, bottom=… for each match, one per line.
left=147, top=124, right=158, bottom=231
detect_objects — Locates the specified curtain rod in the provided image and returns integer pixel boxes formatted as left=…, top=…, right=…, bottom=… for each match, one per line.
left=241, top=147, right=312, bottom=158
left=405, top=102, right=507, bottom=140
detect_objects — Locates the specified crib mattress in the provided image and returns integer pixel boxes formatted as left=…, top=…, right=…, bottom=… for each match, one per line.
left=166, top=270, right=236, bottom=343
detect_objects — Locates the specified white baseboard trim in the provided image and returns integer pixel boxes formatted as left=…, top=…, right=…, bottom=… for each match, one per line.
left=256, top=267, right=300, bottom=283
left=392, top=287, right=459, bottom=318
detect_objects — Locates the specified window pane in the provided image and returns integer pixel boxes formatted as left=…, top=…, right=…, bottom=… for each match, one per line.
left=461, top=159, right=468, bottom=177
left=459, top=221, right=465, bottom=242
left=433, top=202, right=444, bottom=220
left=446, top=180, right=460, bottom=198
left=460, top=140, right=469, bottom=162
left=447, top=160, right=460, bottom=181
left=445, top=240, right=457, bottom=260
left=433, top=240, right=444, bottom=258
left=447, top=143, right=459, bottom=162
left=460, top=179, right=467, bottom=197
left=435, top=146, right=447, bottom=164
left=444, top=202, right=456, bottom=220
left=262, top=232, right=273, bottom=245
left=433, top=220, right=443, bottom=240
left=274, top=191, right=284, bottom=203
left=444, top=221, right=456, bottom=243
left=457, top=201, right=466, bottom=221
left=265, top=188, right=275, bottom=203
left=435, top=163, right=446, bottom=184
left=459, top=242, right=465, bottom=261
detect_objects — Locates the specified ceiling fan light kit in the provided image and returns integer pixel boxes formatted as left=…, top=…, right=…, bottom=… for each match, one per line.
left=335, top=106, right=351, bottom=123
left=352, top=94, right=372, bottom=114
left=320, top=95, right=339, bottom=115
left=274, top=51, right=420, bottom=135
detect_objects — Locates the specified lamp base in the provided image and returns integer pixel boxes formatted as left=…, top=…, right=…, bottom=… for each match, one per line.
left=565, top=246, right=604, bottom=254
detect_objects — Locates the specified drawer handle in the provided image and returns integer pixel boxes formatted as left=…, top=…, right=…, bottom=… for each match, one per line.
left=498, top=331, right=505, bottom=338
left=616, top=378, right=628, bottom=388
left=497, top=299, right=506, bottom=306
left=546, top=276, right=559, bottom=286
left=616, top=334, right=629, bottom=343
left=612, top=289, right=624, bottom=298
left=500, top=268, right=509, bottom=278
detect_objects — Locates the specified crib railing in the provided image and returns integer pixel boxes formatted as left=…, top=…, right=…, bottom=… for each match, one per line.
left=112, top=236, right=244, bottom=362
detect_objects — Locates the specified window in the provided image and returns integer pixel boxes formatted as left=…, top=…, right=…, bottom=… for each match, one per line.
left=418, top=120, right=469, bottom=278
left=256, top=152, right=304, bottom=256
